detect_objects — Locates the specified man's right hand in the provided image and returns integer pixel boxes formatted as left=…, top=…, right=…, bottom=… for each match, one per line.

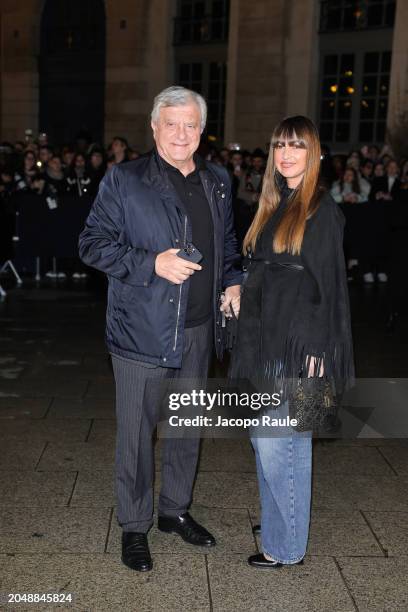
left=155, top=248, right=202, bottom=284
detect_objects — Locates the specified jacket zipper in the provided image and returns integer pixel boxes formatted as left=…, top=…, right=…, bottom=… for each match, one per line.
left=173, top=214, right=188, bottom=351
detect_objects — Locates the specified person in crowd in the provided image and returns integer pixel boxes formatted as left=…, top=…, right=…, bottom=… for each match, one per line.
left=14, top=150, right=40, bottom=191
left=367, top=144, right=380, bottom=162
left=360, top=159, right=374, bottom=184
left=62, top=147, right=75, bottom=170
left=331, top=167, right=370, bottom=275
left=37, top=146, right=53, bottom=173
left=230, top=115, right=354, bottom=569
left=234, top=149, right=266, bottom=249
left=373, top=161, right=384, bottom=178
left=43, top=155, right=67, bottom=195
left=237, top=148, right=265, bottom=207
left=66, top=153, right=92, bottom=197
left=228, top=150, right=244, bottom=198
left=37, top=132, right=49, bottom=147
left=88, top=149, right=106, bottom=197
left=381, top=153, right=392, bottom=168
left=79, top=85, right=242, bottom=573
left=358, top=160, right=399, bottom=284
left=331, top=167, right=370, bottom=204
left=0, top=166, right=17, bottom=198
left=219, top=147, right=230, bottom=166
left=242, top=150, right=252, bottom=169
left=110, top=136, right=129, bottom=164
left=370, top=159, right=401, bottom=203
left=346, top=150, right=361, bottom=172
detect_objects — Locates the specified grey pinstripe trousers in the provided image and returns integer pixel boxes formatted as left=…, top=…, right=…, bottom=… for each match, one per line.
left=111, top=318, right=212, bottom=533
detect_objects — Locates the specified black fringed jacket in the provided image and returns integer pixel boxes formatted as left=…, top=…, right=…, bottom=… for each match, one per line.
left=230, top=187, right=355, bottom=397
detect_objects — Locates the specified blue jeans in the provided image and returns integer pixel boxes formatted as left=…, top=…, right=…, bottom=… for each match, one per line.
left=250, top=402, right=312, bottom=564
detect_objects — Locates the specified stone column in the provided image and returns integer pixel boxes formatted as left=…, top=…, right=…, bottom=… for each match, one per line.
left=105, top=0, right=173, bottom=151
left=283, top=0, right=319, bottom=122
left=225, top=0, right=287, bottom=150
left=0, top=0, right=40, bottom=142
left=387, top=0, right=408, bottom=138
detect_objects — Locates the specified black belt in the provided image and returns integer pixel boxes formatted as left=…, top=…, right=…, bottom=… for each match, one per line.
left=249, top=258, right=304, bottom=271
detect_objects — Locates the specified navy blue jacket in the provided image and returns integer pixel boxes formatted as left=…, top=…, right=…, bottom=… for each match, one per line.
left=78, top=149, right=242, bottom=367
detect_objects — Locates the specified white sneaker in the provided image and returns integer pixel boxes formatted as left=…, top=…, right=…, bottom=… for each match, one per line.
left=57, top=272, right=67, bottom=279
left=363, top=272, right=375, bottom=283
left=79, top=273, right=88, bottom=279
left=45, top=271, right=57, bottom=279
left=348, top=259, right=358, bottom=270
left=377, top=273, right=388, bottom=283
left=72, top=272, right=81, bottom=280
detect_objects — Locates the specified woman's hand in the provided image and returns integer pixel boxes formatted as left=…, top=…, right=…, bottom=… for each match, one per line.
left=220, top=285, right=241, bottom=318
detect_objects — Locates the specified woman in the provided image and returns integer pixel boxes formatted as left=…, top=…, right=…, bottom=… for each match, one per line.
left=331, top=167, right=370, bottom=275
left=14, top=150, right=40, bottom=191
left=330, top=166, right=370, bottom=204
left=66, top=153, right=92, bottom=197
left=230, top=116, right=354, bottom=568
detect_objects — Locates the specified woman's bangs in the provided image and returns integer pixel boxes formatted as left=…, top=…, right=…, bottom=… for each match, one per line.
left=271, top=125, right=307, bottom=148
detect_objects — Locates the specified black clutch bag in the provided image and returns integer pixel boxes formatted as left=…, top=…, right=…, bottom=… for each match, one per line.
left=289, top=377, right=339, bottom=433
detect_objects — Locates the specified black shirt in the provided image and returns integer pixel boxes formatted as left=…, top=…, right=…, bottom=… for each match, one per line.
left=161, top=154, right=214, bottom=327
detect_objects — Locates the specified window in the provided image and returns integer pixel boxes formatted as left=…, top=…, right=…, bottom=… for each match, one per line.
left=320, top=0, right=396, bottom=32
left=206, top=62, right=227, bottom=139
left=178, top=63, right=204, bottom=93
left=318, top=49, right=392, bottom=146
left=174, top=0, right=229, bottom=45
left=320, top=54, right=355, bottom=143
left=359, top=51, right=391, bottom=142
left=177, top=61, right=227, bottom=140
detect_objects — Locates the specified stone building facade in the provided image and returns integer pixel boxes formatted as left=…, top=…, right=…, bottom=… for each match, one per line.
left=0, top=0, right=407, bottom=153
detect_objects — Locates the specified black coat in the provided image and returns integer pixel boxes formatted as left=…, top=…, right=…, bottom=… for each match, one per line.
left=370, top=176, right=401, bottom=201
left=230, top=189, right=355, bottom=397
left=78, top=149, right=242, bottom=367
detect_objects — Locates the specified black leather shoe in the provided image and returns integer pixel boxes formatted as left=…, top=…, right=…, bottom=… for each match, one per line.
left=158, top=512, right=216, bottom=547
left=252, top=524, right=261, bottom=536
left=121, top=531, right=152, bottom=572
left=248, top=553, right=304, bottom=568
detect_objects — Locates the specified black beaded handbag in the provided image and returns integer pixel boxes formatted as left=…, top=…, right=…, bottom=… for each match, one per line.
left=289, top=377, right=339, bottom=433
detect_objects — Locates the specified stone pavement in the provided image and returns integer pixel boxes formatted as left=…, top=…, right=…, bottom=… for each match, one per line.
left=1, top=283, right=408, bottom=611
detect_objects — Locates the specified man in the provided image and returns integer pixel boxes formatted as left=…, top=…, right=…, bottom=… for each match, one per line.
left=79, top=86, right=241, bottom=572
left=110, top=136, right=129, bottom=164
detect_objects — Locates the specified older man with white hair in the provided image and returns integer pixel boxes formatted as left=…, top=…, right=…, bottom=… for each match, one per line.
left=79, top=86, right=242, bottom=572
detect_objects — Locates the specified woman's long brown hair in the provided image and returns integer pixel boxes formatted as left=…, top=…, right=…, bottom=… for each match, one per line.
left=243, top=116, right=322, bottom=255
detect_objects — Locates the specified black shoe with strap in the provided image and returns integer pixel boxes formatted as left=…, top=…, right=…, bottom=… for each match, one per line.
left=158, top=512, right=216, bottom=547
left=121, top=531, right=152, bottom=572
left=248, top=553, right=304, bottom=569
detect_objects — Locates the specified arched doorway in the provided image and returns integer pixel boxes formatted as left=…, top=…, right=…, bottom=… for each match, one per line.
left=39, top=0, right=106, bottom=146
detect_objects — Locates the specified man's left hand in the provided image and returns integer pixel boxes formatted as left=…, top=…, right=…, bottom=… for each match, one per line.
left=220, top=285, right=241, bottom=318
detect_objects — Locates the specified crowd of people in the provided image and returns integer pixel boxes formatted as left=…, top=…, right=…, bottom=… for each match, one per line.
left=1, top=131, right=408, bottom=287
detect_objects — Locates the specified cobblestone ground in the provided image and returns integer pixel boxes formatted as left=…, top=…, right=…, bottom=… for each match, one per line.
left=0, top=281, right=408, bottom=611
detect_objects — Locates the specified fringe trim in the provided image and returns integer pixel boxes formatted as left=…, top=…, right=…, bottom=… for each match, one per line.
left=229, top=333, right=355, bottom=398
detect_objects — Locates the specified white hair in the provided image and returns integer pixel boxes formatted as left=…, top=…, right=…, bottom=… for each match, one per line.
left=151, top=86, right=207, bottom=133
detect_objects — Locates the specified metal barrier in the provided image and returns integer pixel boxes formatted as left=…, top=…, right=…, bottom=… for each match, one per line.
left=0, top=191, right=93, bottom=295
